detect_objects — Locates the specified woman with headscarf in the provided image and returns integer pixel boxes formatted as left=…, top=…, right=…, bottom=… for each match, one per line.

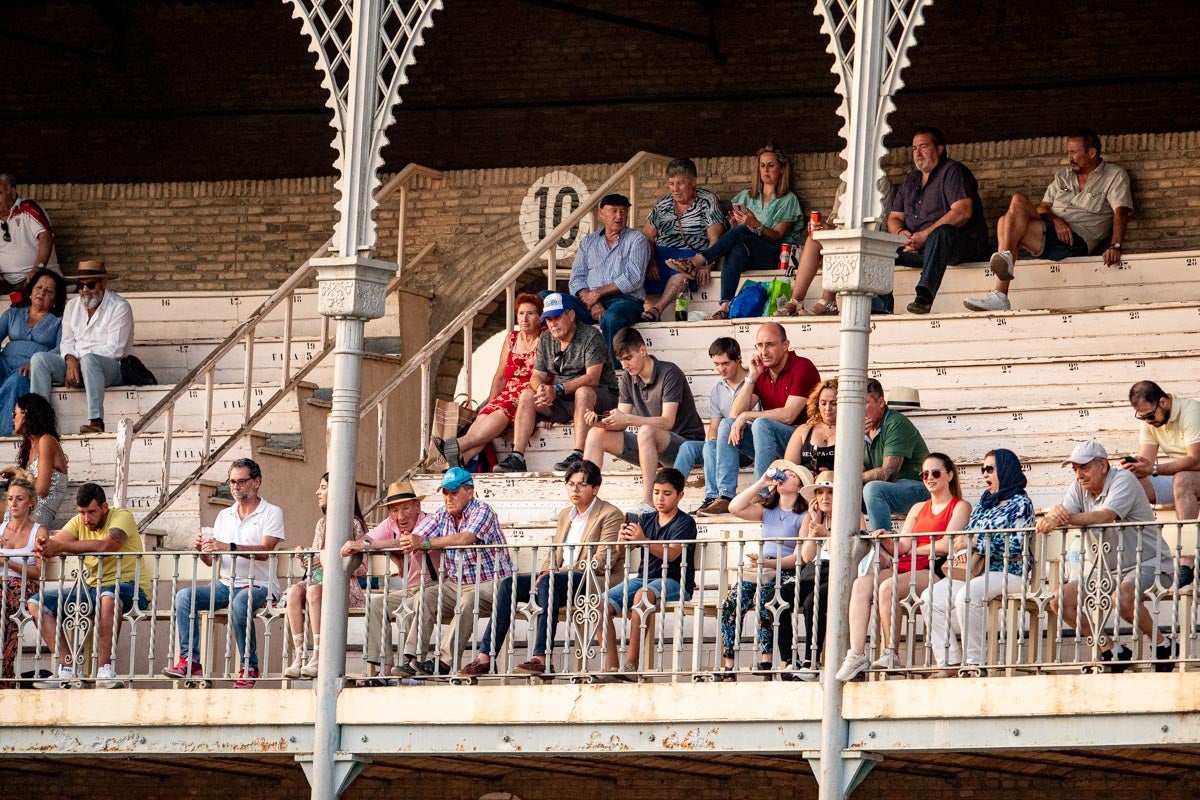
left=923, top=448, right=1034, bottom=675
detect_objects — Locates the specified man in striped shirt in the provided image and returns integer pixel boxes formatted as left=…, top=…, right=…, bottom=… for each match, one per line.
left=563, top=193, right=649, bottom=358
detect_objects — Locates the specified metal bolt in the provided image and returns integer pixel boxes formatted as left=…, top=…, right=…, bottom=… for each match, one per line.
left=1012, top=729, right=1020, bottom=736
left=503, top=735, right=512, bottom=743
left=1161, top=725, right=1169, bottom=733
left=647, top=734, right=656, bottom=742
left=361, top=736, right=368, bottom=743
left=289, top=737, right=297, bottom=744
left=797, top=732, right=804, bottom=740
left=868, top=731, right=876, bottom=739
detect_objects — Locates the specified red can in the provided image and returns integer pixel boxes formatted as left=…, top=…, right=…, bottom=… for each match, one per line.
left=807, top=211, right=822, bottom=236
left=778, top=243, right=793, bottom=270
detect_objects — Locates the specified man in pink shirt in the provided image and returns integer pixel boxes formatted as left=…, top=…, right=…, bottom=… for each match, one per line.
left=340, top=480, right=438, bottom=681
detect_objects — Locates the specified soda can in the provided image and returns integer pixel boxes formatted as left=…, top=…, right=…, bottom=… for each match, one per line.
left=808, top=211, right=822, bottom=236
left=778, top=243, right=792, bottom=271
left=766, top=467, right=786, bottom=482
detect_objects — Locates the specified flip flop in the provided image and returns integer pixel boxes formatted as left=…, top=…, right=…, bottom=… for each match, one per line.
left=640, top=306, right=661, bottom=323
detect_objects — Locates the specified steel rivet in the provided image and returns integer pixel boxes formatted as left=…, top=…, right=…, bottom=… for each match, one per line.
left=361, top=736, right=368, bottom=743
left=797, top=732, right=804, bottom=740
left=1012, top=729, right=1020, bottom=736
left=868, top=731, right=875, bottom=739
left=1161, top=725, right=1169, bottom=733
left=647, top=734, right=656, bottom=742
left=289, top=737, right=297, bottom=743
left=503, top=735, right=512, bottom=743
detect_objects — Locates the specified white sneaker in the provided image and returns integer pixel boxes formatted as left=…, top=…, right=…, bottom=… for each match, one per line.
left=871, top=649, right=897, bottom=670
left=790, top=661, right=819, bottom=682
left=33, top=665, right=77, bottom=689
left=963, top=290, right=1011, bottom=312
left=834, top=651, right=870, bottom=682
left=95, top=663, right=125, bottom=689
left=989, top=250, right=1015, bottom=281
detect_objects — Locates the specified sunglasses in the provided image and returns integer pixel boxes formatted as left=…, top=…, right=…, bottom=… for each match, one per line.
left=76, top=279, right=102, bottom=290
left=981, top=465, right=996, bottom=475
left=0, top=221, right=9, bottom=243
left=920, top=469, right=946, bottom=480
left=1134, top=406, right=1160, bottom=422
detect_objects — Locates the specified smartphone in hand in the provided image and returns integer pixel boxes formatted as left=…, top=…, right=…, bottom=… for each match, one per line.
left=1121, top=454, right=1138, bottom=464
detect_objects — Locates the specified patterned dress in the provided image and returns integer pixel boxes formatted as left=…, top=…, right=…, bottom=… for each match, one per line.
left=478, top=329, right=538, bottom=423
left=302, top=517, right=368, bottom=609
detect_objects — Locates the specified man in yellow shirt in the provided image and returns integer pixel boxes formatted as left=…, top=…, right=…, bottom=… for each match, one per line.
left=29, top=483, right=150, bottom=688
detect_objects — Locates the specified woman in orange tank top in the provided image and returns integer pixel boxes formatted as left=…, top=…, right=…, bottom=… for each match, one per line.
left=835, top=453, right=971, bottom=681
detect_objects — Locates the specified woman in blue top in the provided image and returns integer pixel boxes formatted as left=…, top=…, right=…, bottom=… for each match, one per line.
left=923, top=448, right=1034, bottom=674
left=668, top=144, right=802, bottom=319
left=0, top=268, right=65, bottom=435
left=717, top=458, right=811, bottom=679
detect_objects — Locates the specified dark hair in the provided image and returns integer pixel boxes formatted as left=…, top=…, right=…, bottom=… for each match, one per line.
left=924, top=452, right=962, bottom=500
left=612, top=326, right=645, bottom=358
left=1129, top=380, right=1166, bottom=406
left=319, top=471, right=366, bottom=529
left=514, top=292, right=544, bottom=316
left=708, top=337, right=741, bottom=361
left=565, top=459, right=602, bottom=487
left=16, top=268, right=67, bottom=315
left=229, top=458, right=262, bottom=480
left=15, top=392, right=60, bottom=469
left=1068, top=127, right=1102, bottom=157
left=653, top=467, right=686, bottom=492
left=912, top=125, right=947, bottom=155
left=76, top=482, right=107, bottom=508
left=666, top=158, right=699, bottom=180
left=865, top=379, right=885, bottom=400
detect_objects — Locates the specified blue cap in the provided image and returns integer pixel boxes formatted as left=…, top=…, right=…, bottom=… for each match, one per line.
left=440, top=467, right=474, bottom=491
left=541, top=292, right=568, bottom=319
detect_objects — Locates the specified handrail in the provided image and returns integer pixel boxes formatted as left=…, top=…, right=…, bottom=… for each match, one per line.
left=357, top=151, right=671, bottom=501
left=114, top=163, right=443, bottom=525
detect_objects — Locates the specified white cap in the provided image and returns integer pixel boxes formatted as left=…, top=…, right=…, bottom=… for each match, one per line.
left=1062, top=440, right=1109, bottom=466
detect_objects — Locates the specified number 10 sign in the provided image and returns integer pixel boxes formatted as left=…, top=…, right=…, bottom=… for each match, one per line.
left=519, top=170, right=593, bottom=260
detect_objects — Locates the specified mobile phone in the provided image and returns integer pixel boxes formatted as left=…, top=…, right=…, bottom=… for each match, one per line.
left=1121, top=455, right=1137, bottom=464
left=733, top=202, right=747, bottom=212
left=624, top=511, right=641, bottom=525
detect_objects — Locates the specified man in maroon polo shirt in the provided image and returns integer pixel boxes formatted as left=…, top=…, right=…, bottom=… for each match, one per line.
left=700, top=322, right=820, bottom=515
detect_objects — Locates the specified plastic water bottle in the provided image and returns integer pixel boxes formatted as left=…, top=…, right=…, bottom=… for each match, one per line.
left=1066, top=531, right=1082, bottom=583
left=674, top=290, right=691, bottom=322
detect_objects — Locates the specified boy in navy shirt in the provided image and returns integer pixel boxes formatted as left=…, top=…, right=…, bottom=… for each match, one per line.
left=602, top=468, right=697, bottom=676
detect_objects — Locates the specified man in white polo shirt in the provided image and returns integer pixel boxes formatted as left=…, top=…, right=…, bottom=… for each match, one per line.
left=163, top=458, right=285, bottom=687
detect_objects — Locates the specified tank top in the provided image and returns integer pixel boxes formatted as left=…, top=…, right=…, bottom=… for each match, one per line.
left=896, top=496, right=961, bottom=575
left=799, top=425, right=835, bottom=474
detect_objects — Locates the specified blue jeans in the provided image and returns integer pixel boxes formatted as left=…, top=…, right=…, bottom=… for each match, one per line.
left=34, top=581, right=148, bottom=618
left=481, top=572, right=586, bottom=658
left=698, top=224, right=782, bottom=303
left=712, top=418, right=758, bottom=499
left=173, top=582, right=271, bottom=669
left=607, top=577, right=688, bottom=611
left=750, top=417, right=797, bottom=479
left=560, top=292, right=644, bottom=359
left=30, top=351, right=123, bottom=420
left=862, top=478, right=930, bottom=532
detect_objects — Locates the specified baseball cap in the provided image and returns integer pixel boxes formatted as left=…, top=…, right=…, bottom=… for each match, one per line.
left=599, top=193, right=631, bottom=208
left=541, top=292, right=568, bottom=319
left=1062, top=440, right=1109, bottom=466
left=440, top=467, right=474, bottom=491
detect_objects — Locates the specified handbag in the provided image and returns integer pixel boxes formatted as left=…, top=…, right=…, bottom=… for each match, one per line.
left=765, top=277, right=793, bottom=317
left=119, top=354, right=158, bottom=386
left=424, top=394, right=479, bottom=469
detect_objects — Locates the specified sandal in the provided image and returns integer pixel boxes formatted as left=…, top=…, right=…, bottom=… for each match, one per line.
left=775, top=299, right=800, bottom=317
left=640, top=306, right=662, bottom=323
left=709, top=304, right=731, bottom=321
left=666, top=257, right=704, bottom=277
left=807, top=298, right=839, bottom=316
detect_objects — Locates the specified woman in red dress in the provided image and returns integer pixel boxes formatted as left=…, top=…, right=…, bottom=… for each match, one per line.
left=435, top=293, right=543, bottom=469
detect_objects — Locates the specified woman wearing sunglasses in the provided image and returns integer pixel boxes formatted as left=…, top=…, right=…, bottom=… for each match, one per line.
left=923, top=449, right=1033, bottom=676
left=836, top=452, right=970, bottom=681
left=717, top=459, right=812, bottom=679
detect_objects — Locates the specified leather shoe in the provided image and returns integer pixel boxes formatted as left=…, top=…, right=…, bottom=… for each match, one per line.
left=79, top=421, right=105, bottom=434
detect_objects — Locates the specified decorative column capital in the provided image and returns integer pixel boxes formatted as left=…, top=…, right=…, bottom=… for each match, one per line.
left=814, top=228, right=905, bottom=296
left=312, top=256, right=396, bottom=320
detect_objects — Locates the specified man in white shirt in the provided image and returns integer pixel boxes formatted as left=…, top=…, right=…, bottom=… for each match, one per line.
left=29, top=260, right=133, bottom=434
left=0, top=173, right=60, bottom=292
left=163, top=459, right=286, bottom=687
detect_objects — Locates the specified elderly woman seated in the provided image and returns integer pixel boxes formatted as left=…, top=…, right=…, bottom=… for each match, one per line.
left=0, top=268, right=65, bottom=435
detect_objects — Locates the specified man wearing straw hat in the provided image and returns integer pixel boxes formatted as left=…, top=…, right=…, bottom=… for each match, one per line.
left=340, top=479, right=439, bottom=681
left=29, top=260, right=133, bottom=434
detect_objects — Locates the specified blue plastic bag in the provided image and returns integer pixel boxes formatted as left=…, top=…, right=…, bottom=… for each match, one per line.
left=729, top=281, right=768, bottom=318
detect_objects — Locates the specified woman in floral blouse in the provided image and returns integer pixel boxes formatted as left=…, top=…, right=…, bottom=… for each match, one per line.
left=923, top=448, right=1034, bottom=674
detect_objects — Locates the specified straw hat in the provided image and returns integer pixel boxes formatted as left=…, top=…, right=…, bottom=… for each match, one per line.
left=65, top=259, right=118, bottom=282
left=800, top=469, right=835, bottom=504
left=888, top=386, right=921, bottom=411
left=382, top=480, right=425, bottom=505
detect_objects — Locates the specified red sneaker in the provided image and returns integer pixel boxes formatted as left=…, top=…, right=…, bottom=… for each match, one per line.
left=162, top=657, right=203, bottom=679
left=234, top=666, right=261, bottom=688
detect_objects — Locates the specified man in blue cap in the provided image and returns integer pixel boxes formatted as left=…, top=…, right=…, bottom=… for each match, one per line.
left=562, top=192, right=649, bottom=358
left=396, top=467, right=512, bottom=676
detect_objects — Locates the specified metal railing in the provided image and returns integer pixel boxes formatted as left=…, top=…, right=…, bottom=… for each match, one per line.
left=356, top=151, right=672, bottom=502
left=112, top=163, right=442, bottom=528
left=4, top=520, right=1196, bottom=687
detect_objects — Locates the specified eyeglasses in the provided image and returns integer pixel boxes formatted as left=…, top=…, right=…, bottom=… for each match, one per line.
left=228, top=477, right=257, bottom=487
left=1134, top=406, right=1160, bottom=422
left=981, top=465, right=996, bottom=475
left=0, top=222, right=9, bottom=243
left=565, top=481, right=594, bottom=490
left=76, top=279, right=102, bottom=290
left=920, top=469, right=946, bottom=480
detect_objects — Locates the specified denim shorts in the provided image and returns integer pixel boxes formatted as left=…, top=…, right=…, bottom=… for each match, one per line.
left=34, top=581, right=149, bottom=619
left=606, top=576, right=689, bottom=611
left=1036, top=220, right=1089, bottom=261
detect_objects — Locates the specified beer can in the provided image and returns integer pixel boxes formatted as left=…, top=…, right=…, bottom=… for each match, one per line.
left=808, top=211, right=822, bottom=236
left=778, top=243, right=792, bottom=270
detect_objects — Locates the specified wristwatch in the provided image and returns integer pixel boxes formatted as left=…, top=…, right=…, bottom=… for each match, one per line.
left=422, top=538, right=432, bottom=551
left=1152, top=463, right=1159, bottom=477
left=1110, top=243, right=1122, bottom=249
left=555, top=383, right=564, bottom=396
left=230, top=542, right=238, bottom=552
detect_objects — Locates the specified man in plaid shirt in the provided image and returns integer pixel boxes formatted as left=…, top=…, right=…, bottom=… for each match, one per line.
left=400, top=468, right=513, bottom=676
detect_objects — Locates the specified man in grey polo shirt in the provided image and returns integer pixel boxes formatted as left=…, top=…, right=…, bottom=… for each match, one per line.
left=583, top=327, right=704, bottom=514
left=494, top=293, right=619, bottom=476
left=1039, top=440, right=1175, bottom=672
